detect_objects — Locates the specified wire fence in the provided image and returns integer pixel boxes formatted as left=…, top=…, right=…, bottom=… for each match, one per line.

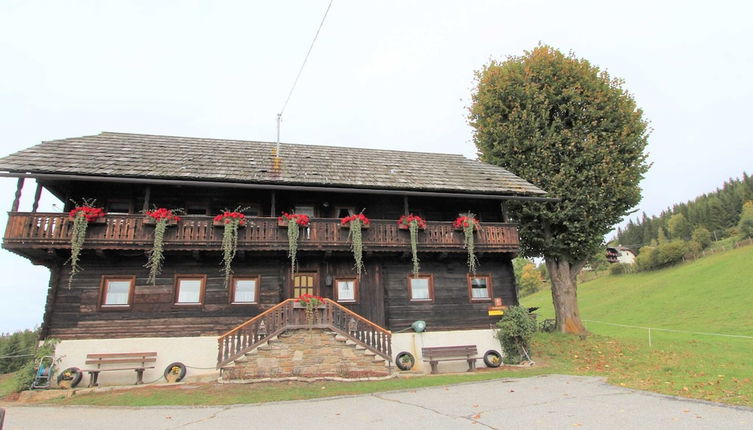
left=583, top=319, right=753, bottom=347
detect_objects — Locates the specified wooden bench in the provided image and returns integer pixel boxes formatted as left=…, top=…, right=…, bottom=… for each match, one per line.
left=83, top=352, right=157, bottom=387
left=421, top=345, right=479, bottom=374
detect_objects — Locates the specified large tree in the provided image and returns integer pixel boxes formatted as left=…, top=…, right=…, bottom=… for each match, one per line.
left=469, top=45, right=650, bottom=334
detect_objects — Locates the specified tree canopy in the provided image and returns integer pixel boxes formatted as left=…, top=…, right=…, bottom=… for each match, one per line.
left=470, top=45, right=650, bottom=333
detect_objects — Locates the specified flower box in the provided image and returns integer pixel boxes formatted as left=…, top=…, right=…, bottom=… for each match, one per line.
left=398, top=223, right=425, bottom=230
left=143, top=217, right=179, bottom=226
left=340, top=222, right=370, bottom=229
left=68, top=216, right=106, bottom=224
left=213, top=220, right=246, bottom=227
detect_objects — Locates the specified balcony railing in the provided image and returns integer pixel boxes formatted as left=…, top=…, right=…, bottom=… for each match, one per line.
left=3, top=212, right=519, bottom=253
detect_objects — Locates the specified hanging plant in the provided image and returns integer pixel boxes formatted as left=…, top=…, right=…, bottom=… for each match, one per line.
left=144, top=208, right=182, bottom=286
left=67, top=200, right=106, bottom=288
left=398, top=214, right=427, bottom=276
left=296, top=294, right=325, bottom=328
left=341, top=213, right=370, bottom=276
left=453, top=213, right=480, bottom=274
left=277, top=212, right=310, bottom=274
left=213, top=209, right=247, bottom=287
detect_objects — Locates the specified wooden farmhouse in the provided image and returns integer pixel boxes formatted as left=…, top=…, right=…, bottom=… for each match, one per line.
left=0, top=132, right=546, bottom=384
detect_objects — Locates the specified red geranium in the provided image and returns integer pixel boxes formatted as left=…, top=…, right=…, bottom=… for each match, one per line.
left=453, top=215, right=480, bottom=230
left=278, top=212, right=310, bottom=227
left=341, top=213, right=370, bottom=226
left=296, top=293, right=326, bottom=305
left=397, top=214, right=427, bottom=229
left=214, top=211, right=247, bottom=226
left=69, top=206, right=106, bottom=222
left=145, top=208, right=181, bottom=222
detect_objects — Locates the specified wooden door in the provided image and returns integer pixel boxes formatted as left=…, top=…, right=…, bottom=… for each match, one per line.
left=292, top=273, right=318, bottom=298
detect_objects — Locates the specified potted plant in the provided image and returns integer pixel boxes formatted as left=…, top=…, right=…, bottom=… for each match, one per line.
left=453, top=213, right=480, bottom=274
left=67, top=200, right=106, bottom=288
left=277, top=212, right=311, bottom=274
left=295, top=294, right=326, bottom=327
left=398, top=214, right=427, bottom=276
left=213, top=209, right=247, bottom=287
left=144, top=208, right=182, bottom=286
left=341, top=213, right=370, bottom=276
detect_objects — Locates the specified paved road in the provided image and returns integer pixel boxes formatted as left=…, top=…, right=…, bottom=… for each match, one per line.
left=3, top=375, right=752, bottom=429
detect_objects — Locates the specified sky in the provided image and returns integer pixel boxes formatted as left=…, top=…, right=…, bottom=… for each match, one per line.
left=0, top=0, right=751, bottom=332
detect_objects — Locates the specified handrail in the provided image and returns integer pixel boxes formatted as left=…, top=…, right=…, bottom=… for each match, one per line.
left=218, top=299, right=295, bottom=338
left=324, top=299, right=391, bottom=335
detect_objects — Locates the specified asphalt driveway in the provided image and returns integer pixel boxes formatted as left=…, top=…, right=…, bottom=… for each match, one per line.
left=3, top=374, right=752, bottom=429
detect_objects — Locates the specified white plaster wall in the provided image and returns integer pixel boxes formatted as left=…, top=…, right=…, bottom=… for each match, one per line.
left=53, top=336, right=220, bottom=387
left=391, top=329, right=502, bottom=373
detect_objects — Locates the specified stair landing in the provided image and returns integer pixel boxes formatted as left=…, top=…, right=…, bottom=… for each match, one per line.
left=221, top=328, right=392, bottom=380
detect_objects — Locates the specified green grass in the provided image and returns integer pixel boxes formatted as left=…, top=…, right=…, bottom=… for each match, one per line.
left=523, top=244, right=753, bottom=406
left=0, top=372, right=17, bottom=398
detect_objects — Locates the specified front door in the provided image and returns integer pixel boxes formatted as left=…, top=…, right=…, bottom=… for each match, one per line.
left=292, top=273, right=318, bottom=298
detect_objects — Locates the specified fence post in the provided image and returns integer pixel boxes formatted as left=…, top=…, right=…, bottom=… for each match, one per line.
left=648, top=327, right=652, bottom=347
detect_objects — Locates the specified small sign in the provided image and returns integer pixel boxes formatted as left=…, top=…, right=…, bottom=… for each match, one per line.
left=488, top=309, right=504, bottom=316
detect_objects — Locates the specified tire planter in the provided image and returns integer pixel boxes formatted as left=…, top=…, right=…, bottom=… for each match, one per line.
left=56, top=367, right=83, bottom=389
left=164, top=362, right=187, bottom=383
left=395, top=351, right=415, bottom=371
left=483, top=350, right=503, bottom=368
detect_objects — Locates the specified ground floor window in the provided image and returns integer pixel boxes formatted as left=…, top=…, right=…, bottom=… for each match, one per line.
left=175, top=275, right=206, bottom=305
left=468, top=274, right=493, bottom=301
left=408, top=274, right=434, bottom=302
left=231, top=276, right=260, bottom=304
left=99, top=276, right=135, bottom=309
left=335, top=278, right=358, bottom=303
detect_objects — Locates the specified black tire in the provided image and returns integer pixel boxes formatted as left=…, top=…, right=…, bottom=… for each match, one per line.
left=164, top=362, right=187, bottom=382
left=56, top=367, right=83, bottom=388
left=483, top=350, right=502, bottom=368
left=395, top=351, right=415, bottom=371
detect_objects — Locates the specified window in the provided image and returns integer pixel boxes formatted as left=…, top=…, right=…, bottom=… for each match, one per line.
left=107, top=199, right=132, bottom=214
left=174, top=275, right=206, bottom=305
left=185, top=202, right=209, bottom=215
left=99, top=276, right=135, bottom=309
left=231, top=276, right=260, bottom=304
left=468, top=275, right=493, bottom=301
left=408, top=275, right=434, bottom=302
left=334, top=278, right=358, bottom=303
left=335, top=207, right=355, bottom=219
left=294, top=205, right=316, bottom=218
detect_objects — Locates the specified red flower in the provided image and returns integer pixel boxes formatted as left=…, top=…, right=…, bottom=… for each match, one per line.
left=145, top=208, right=181, bottom=222
left=453, top=215, right=480, bottom=230
left=278, top=212, right=311, bottom=227
left=215, top=211, right=246, bottom=226
left=340, top=213, right=370, bottom=226
left=69, top=206, right=106, bottom=222
left=398, top=214, right=427, bottom=229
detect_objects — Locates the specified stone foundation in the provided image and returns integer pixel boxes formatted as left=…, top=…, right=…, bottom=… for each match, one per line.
left=222, top=329, right=391, bottom=380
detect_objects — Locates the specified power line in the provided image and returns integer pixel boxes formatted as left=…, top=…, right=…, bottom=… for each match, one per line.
left=276, top=0, right=334, bottom=151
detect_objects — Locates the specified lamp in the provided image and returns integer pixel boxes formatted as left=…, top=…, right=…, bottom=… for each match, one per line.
left=410, top=320, right=426, bottom=333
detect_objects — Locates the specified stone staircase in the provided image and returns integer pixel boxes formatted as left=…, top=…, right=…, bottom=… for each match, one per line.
left=221, top=328, right=392, bottom=380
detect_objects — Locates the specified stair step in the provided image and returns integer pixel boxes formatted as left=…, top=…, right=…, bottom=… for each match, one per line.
left=354, top=345, right=366, bottom=350
left=363, top=350, right=376, bottom=356
left=334, top=335, right=347, bottom=342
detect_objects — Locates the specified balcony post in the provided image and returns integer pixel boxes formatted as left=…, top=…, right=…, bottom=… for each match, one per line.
left=403, top=196, right=409, bottom=215
left=500, top=201, right=509, bottom=223
left=10, top=178, right=24, bottom=212
left=270, top=191, right=276, bottom=217
left=142, top=185, right=151, bottom=212
left=31, top=182, right=43, bottom=212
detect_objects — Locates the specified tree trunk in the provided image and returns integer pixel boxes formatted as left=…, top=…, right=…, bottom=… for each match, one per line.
left=545, top=257, right=587, bottom=334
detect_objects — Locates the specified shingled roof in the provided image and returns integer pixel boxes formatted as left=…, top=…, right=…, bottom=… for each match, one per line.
left=0, top=132, right=545, bottom=196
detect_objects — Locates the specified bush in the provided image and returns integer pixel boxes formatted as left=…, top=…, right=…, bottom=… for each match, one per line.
left=13, top=337, right=59, bottom=392
left=495, top=306, right=536, bottom=364
left=0, top=329, right=38, bottom=374
left=635, top=246, right=658, bottom=271
left=739, top=201, right=753, bottom=238
left=609, top=263, right=633, bottom=275
left=656, top=240, right=687, bottom=267
left=691, top=227, right=712, bottom=249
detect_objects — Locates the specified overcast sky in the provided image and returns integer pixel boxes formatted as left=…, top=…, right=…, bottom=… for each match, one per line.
left=1, top=0, right=751, bottom=333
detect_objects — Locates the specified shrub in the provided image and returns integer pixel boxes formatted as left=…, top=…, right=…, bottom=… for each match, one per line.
left=609, top=263, right=632, bottom=275
left=13, top=337, right=59, bottom=392
left=656, top=240, right=687, bottom=267
left=635, top=246, right=657, bottom=271
left=739, top=201, right=753, bottom=238
left=691, top=227, right=712, bottom=249
left=495, top=306, right=536, bottom=364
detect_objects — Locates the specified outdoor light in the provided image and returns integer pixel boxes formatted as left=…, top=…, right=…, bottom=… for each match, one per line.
left=410, top=320, right=426, bottom=333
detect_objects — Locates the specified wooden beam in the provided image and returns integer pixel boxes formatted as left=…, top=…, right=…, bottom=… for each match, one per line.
left=31, top=182, right=43, bottom=212
left=270, top=191, right=276, bottom=217
left=142, top=185, right=152, bottom=212
left=11, top=178, right=24, bottom=212
left=500, top=201, right=509, bottom=223
left=403, top=196, right=409, bottom=215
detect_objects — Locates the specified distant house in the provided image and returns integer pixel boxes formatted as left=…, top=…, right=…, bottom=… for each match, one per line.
left=606, top=246, right=636, bottom=265
left=0, top=132, right=547, bottom=383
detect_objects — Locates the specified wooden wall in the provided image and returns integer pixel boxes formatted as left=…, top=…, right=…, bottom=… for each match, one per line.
left=43, top=251, right=517, bottom=339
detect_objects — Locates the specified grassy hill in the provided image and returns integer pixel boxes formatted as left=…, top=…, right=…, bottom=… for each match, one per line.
left=523, top=244, right=753, bottom=336
left=522, top=245, right=753, bottom=406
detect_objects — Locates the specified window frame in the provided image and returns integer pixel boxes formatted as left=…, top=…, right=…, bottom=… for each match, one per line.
left=173, top=274, right=207, bottom=306
left=334, top=206, right=356, bottom=219
left=334, top=277, right=359, bottom=303
left=106, top=199, right=133, bottom=215
left=407, top=274, right=434, bottom=302
left=98, top=276, right=136, bottom=310
left=230, top=275, right=261, bottom=305
left=294, top=204, right=316, bottom=218
left=467, top=274, right=493, bottom=302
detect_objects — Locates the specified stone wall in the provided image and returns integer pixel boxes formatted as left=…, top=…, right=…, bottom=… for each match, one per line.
left=223, top=329, right=391, bottom=380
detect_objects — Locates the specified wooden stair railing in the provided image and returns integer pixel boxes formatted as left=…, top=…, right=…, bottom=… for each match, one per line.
left=217, top=299, right=393, bottom=369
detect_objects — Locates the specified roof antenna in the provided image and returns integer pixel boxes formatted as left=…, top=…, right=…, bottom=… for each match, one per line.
left=273, top=0, right=333, bottom=172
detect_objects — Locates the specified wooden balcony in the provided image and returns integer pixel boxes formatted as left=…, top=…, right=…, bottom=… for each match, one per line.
left=3, top=212, right=519, bottom=256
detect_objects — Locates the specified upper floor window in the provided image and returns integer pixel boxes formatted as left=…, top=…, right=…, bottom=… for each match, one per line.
left=334, top=278, right=358, bottom=303
left=175, top=275, right=206, bottom=305
left=408, top=274, right=434, bottom=302
left=107, top=199, right=132, bottom=214
left=99, top=276, right=135, bottom=309
left=468, top=275, right=493, bottom=301
left=231, top=276, right=260, bottom=304
left=335, top=207, right=355, bottom=219
left=185, top=202, right=209, bottom=215
left=294, top=205, right=316, bottom=218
